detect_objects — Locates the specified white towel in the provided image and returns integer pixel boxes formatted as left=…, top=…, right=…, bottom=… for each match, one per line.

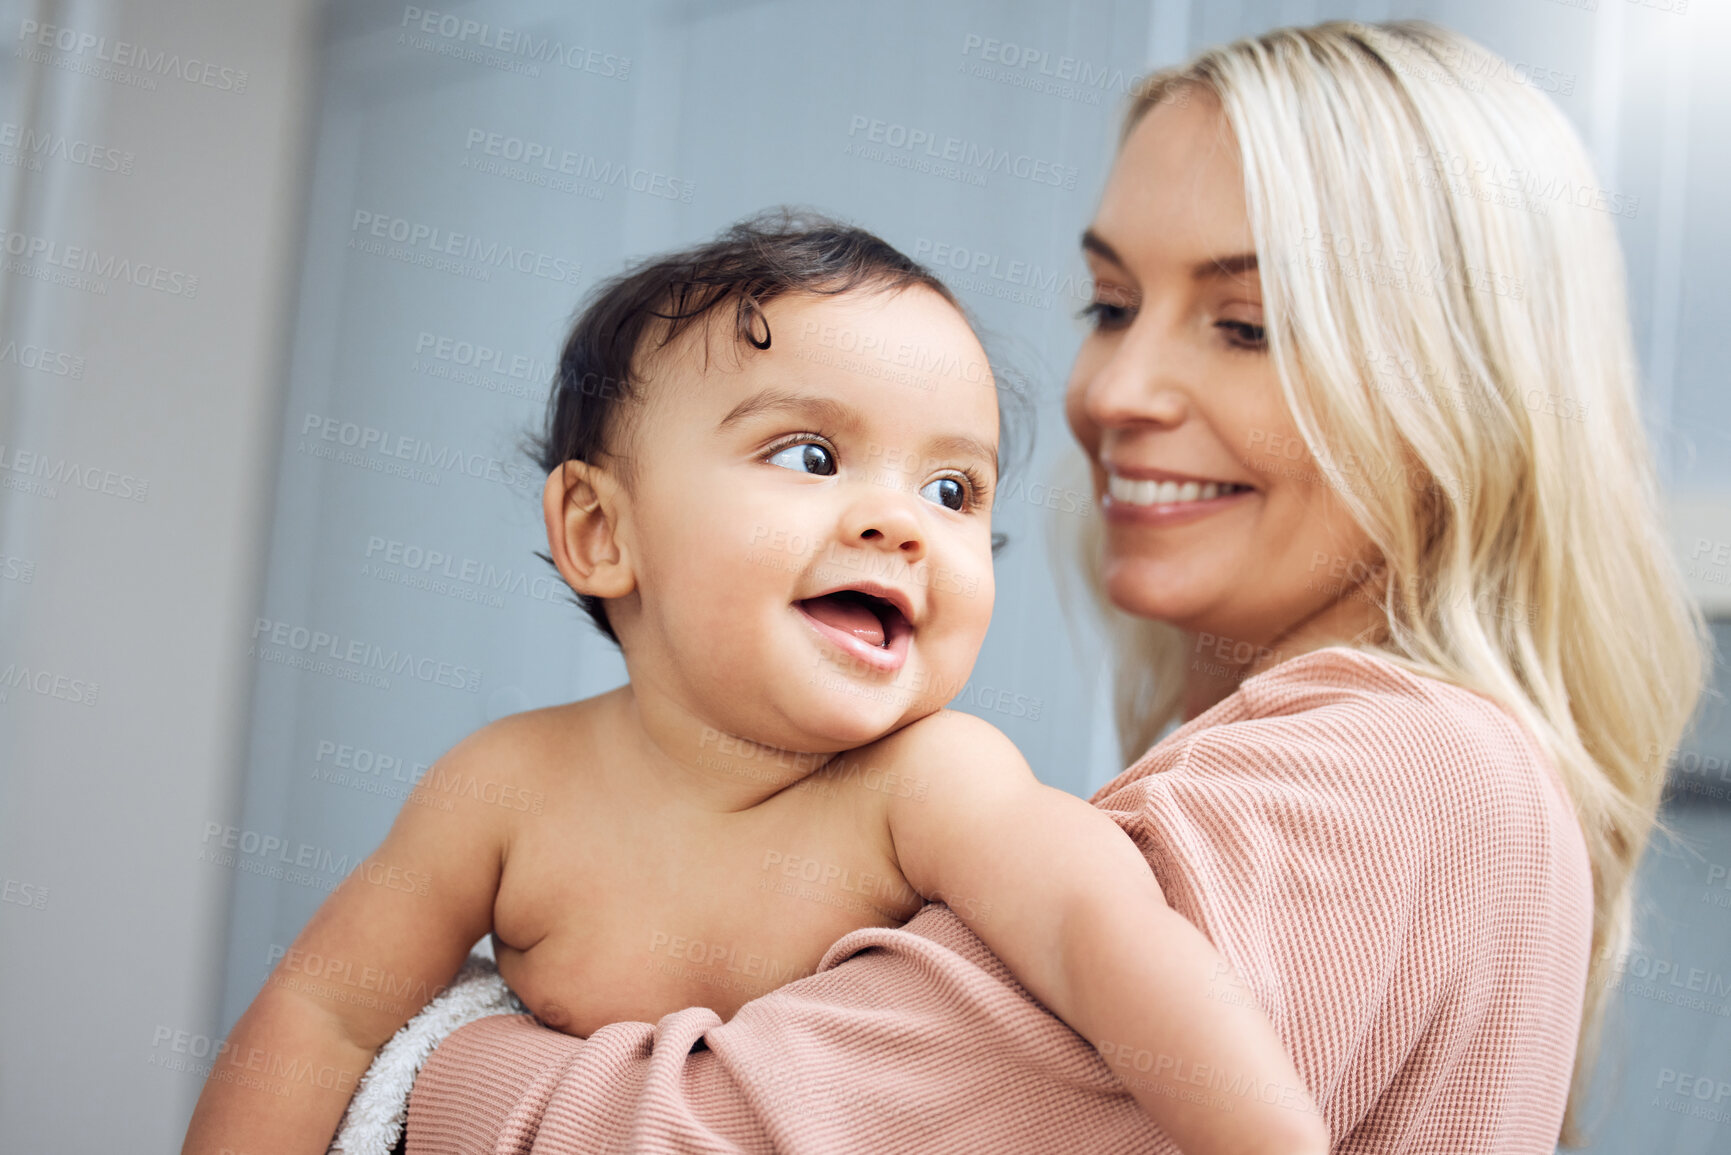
left=327, top=948, right=526, bottom=1155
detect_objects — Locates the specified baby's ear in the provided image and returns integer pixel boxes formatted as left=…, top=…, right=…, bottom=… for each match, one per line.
left=542, top=460, right=635, bottom=600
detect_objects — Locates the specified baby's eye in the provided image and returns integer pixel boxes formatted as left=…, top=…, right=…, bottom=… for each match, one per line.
left=767, top=441, right=836, bottom=476
left=919, top=476, right=967, bottom=512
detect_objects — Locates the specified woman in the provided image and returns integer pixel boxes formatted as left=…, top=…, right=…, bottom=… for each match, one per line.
left=402, top=20, right=1706, bottom=1152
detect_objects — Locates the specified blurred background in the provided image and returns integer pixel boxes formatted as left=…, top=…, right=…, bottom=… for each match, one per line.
left=0, top=0, right=1725, bottom=1150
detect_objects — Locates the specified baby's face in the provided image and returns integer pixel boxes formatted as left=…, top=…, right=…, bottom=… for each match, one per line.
left=613, top=286, right=999, bottom=753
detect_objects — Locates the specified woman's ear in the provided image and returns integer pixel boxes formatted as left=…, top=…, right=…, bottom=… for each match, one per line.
left=543, top=460, right=636, bottom=600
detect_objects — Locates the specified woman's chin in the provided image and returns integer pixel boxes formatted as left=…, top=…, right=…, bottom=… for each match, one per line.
left=1102, top=560, right=1216, bottom=626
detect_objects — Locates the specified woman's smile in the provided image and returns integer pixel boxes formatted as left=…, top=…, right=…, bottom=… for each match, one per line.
left=1102, top=467, right=1258, bottom=526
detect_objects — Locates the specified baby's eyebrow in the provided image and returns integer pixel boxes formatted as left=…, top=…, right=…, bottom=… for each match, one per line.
left=717, top=388, right=859, bottom=432
left=719, top=386, right=998, bottom=478
left=927, top=433, right=999, bottom=480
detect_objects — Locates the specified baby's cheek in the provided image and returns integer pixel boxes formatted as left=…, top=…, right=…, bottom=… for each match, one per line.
left=926, top=617, right=990, bottom=693
left=952, top=566, right=994, bottom=639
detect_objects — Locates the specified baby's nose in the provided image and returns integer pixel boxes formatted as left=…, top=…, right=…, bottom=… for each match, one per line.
left=844, top=498, right=926, bottom=560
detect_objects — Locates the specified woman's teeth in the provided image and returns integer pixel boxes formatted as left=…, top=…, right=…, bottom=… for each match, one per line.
left=1107, top=474, right=1250, bottom=507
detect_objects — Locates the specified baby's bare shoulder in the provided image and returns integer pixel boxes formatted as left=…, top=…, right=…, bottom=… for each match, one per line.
left=859, top=709, right=1036, bottom=792
left=417, top=692, right=614, bottom=814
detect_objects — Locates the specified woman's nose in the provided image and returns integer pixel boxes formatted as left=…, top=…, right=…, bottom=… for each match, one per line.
left=1077, top=327, right=1191, bottom=433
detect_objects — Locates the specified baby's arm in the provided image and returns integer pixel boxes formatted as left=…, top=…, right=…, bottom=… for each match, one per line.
left=880, top=712, right=1328, bottom=1155
left=180, top=723, right=517, bottom=1155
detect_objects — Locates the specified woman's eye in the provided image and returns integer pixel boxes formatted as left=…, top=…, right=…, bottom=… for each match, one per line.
left=1218, top=320, right=1267, bottom=350
left=919, top=477, right=967, bottom=512
left=1078, top=301, right=1132, bottom=331
left=767, top=442, right=836, bottom=476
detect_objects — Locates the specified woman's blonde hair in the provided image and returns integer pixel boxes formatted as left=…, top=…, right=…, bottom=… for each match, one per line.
left=1069, top=19, right=1711, bottom=1145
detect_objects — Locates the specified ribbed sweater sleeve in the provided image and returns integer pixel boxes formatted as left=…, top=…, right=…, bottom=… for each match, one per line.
left=405, top=647, right=1593, bottom=1153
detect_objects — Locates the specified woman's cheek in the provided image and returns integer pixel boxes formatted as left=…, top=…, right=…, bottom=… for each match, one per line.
left=1062, top=349, right=1101, bottom=447
left=1067, top=391, right=1098, bottom=454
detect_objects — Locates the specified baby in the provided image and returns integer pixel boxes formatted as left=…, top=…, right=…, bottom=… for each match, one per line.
left=183, top=214, right=1327, bottom=1155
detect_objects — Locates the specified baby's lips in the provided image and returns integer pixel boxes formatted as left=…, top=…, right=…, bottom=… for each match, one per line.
left=800, top=591, right=889, bottom=648
left=795, top=595, right=913, bottom=672
left=798, top=578, right=919, bottom=633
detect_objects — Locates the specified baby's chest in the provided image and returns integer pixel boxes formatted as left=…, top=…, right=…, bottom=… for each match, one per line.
left=492, top=797, right=923, bottom=1033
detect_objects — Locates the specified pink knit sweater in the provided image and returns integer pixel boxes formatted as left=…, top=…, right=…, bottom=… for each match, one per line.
left=404, top=647, right=1593, bottom=1153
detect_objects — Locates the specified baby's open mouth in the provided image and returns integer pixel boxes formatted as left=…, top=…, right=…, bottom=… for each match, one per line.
left=792, top=588, right=913, bottom=668
left=797, top=589, right=909, bottom=649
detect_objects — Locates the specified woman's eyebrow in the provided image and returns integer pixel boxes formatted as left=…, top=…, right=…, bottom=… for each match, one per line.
left=1080, top=228, right=1123, bottom=266
left=1195, top=252, right=1259, bottom=281
left=1083, top=230, right=1258, bottom=283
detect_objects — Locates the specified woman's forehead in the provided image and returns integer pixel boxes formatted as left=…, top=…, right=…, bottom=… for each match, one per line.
left=1092, top=97, right=1253, bottom=269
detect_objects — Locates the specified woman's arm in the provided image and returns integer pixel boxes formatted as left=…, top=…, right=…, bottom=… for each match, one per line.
left=401, top=714, right=1321, bottom=1155
left=406, top=666, right=1564, bottom=1154
left=879, top=711, right=1328, bottom=1155
left=407, top=906, right=1176, bottom=1154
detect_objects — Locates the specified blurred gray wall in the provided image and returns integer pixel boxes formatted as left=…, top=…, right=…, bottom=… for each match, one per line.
left=0, top=0, right=1727, bottom=1151
left=0, top=0, right=321, bottom=1150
